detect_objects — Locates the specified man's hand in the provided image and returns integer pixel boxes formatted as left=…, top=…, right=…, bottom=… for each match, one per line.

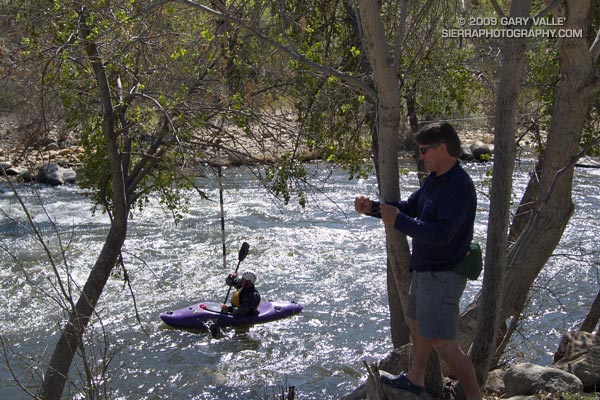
left=226, top=273, right=237, bottom=286
left=354, top=196, right=373, bottom=214
left=380, top=204, right=400, bottom=225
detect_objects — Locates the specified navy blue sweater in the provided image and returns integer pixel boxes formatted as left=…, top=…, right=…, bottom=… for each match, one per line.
left=372, top=162, right=476, bottom=272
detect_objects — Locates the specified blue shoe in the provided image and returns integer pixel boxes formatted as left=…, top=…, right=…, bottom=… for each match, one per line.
left=380, top=372, right=425, bottom=395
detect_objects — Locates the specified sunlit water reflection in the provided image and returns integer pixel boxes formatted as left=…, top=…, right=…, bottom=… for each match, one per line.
left=1, top=159, right=599, bottom=399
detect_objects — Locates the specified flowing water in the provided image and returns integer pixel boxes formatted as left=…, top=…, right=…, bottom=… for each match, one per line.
left=1, top=159, right=599, bottom=399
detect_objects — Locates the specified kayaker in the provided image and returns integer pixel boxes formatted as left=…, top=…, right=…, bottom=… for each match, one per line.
left=220, top=270, right=261, bottom=317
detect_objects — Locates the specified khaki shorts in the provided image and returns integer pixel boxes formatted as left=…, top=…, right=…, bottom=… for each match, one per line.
left=407, top=270, right=467, bottom=340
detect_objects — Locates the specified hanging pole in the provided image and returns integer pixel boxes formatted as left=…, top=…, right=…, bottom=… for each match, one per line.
left=217, top=161, right=226, bottom=270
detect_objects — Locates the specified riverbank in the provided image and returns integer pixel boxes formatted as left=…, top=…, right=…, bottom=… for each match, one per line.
left=1, top=113, right=500, bottom=185
left=0, top=114, right=83, bottom=180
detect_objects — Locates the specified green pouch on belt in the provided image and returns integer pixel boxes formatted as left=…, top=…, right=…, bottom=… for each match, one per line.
left=452, top=242, right=483, bottom=280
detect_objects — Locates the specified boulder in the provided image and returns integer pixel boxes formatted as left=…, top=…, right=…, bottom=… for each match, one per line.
left=470, top=140, right=492, bottom=161
left=43, top=141, right=59, bottom=151
left=36, top=162, right=77, bottom=186
left=485, top=368, right=506, bottom=394
left=20, top=169, right=36, bottom=182
left=552, top=331, right=600, bottom=390
left=0, top=160, right=11, bottom=171
left=504, top=362, right=582, bottom=396
left=460, top=144, right=474, bottom=161
left=6, top=166, right=25, bottom=176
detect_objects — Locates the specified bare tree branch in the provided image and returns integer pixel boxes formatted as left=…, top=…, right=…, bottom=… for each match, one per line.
left=591, top=27, right=600, bottom=61
left=490, top=0, right=506, bottom=18
left=582, top=77, right=600, bottom=99
left=0, top=336, right=38, bottom=398
left=392, top=0, right=410, bottom=71
left=533, top=0, right=562, bottom=20
left=175, top=0, right=378, bottom=101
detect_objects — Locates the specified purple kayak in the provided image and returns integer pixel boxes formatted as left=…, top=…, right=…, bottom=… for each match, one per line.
left=160, top=300, right=303, bottom=330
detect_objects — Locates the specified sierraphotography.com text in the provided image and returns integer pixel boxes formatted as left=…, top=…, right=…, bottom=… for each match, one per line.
left=443, top=16, right=582, bottom=39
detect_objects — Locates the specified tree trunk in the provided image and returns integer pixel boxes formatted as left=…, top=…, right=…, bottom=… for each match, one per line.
left=507, top=159, right=542, bottom=244
left=501, top=0, right=598, bottom=321
left=38, top=226, right=127, bottom=400
left=38, top=10, right=130, bottom=399
left=579, top=289, right=600, bottom=333
left=470, top=0, right=531, bottom=387
left=358, top=0, right=442, bottom=394
left=455, top=0, right=600, bottom=377
left=357, top=0, right=412, bottom=349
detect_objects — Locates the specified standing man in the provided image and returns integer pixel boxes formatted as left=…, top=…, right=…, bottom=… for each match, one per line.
left=354, top=122, right=482, bottom=399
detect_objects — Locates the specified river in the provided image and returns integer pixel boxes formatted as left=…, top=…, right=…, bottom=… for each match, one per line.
left=1, top=159, right=598, bottom=399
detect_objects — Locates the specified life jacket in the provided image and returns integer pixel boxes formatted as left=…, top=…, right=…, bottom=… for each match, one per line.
left=232, top=290, right=240, bottom=307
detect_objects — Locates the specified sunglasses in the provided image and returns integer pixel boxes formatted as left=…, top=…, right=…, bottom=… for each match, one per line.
left=418, top=145, right=436, bottom=155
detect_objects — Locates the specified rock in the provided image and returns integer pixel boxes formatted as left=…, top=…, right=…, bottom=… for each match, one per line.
left=6, top=166, right=25, bottom=176
left=553, top=331, right=600, bottom=362
left=381, top=384, right=425, bottom=399
left=0, top=160, right=11, bottom=171
left=36, top=162, right=77, bottom=186
left=20, top=169, right=36, bottom=182
left=552, top=331, right=600, bottom=390
left=485, top=368, right=505, bottom=394
left=379, top=348, right=410, bottom=376
left=43, top=141, right=59, bottom=151
left=470, top=140, right=492, bottom=161
left=460, top=144, right=474, bottom=161
left=504, top=362, right=583, bottom=396
left=340, top=383, right=367, bottom=400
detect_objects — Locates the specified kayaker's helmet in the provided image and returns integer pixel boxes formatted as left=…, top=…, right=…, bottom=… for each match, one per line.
left=242, top=270, right=257, bottom=284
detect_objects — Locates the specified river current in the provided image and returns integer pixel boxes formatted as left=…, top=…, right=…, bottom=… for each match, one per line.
left=1, top=159, right=599, bottom=399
